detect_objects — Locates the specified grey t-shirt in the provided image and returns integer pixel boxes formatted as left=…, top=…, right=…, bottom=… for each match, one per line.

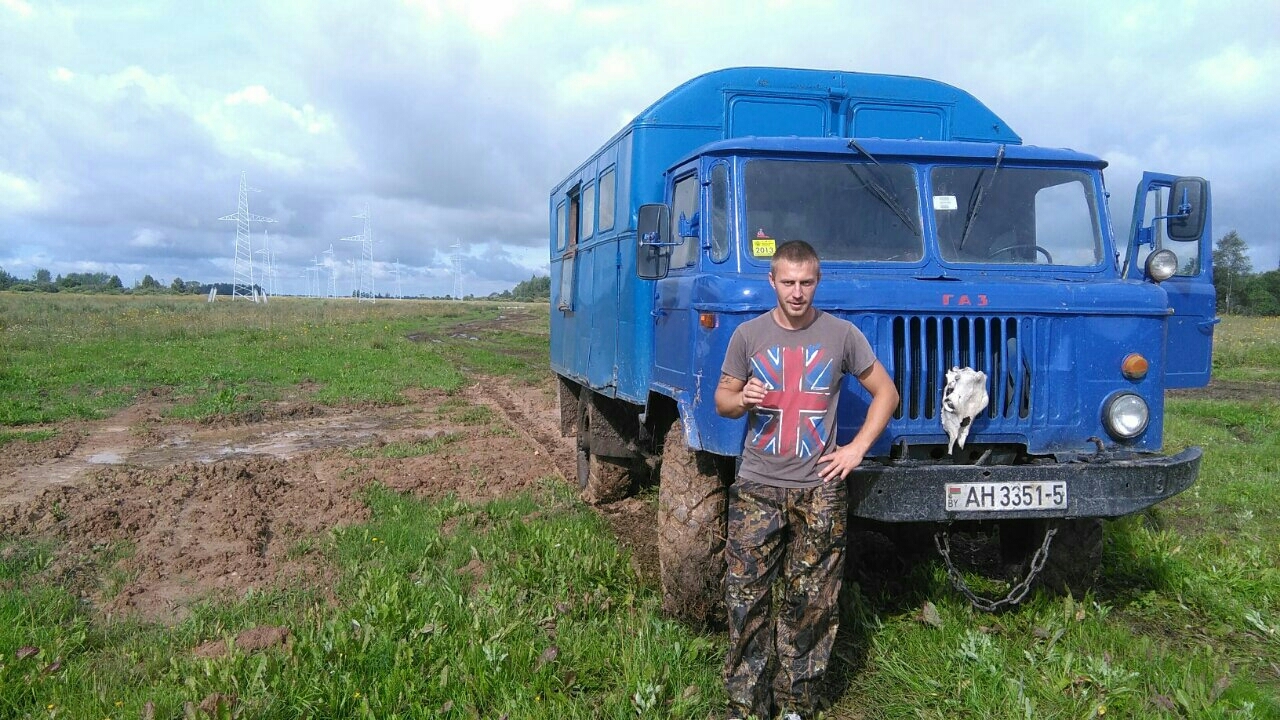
left=721, top=310, right=876, bottom=488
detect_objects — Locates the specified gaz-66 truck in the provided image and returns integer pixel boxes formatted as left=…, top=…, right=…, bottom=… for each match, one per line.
left=549, top=67, right=1214, bottom=620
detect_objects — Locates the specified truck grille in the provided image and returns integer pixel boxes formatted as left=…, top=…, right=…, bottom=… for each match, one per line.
left=890, top=315, right=1035, bottom=421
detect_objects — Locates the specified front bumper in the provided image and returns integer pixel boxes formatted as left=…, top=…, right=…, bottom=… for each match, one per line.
left=848, top=447, right=1201, bottom=522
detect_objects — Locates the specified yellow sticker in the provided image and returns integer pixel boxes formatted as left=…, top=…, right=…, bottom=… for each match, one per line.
left=752, top=237, right=776, bottom=257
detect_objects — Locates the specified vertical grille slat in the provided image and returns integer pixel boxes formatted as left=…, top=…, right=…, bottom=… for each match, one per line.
left=890, top=314, right=1036, bottom=423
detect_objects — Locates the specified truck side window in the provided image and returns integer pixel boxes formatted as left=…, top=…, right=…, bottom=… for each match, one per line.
left=555, top=201, right=567, bottom=251
left=558, top=188, right=581, bottom=310
left=599, top=167, right=616, bottom=231
left=581, top=183, right=596, bottom=239
left=710, top=164, right=730, bottom=263
left=670, top=174, right=699, bottom=269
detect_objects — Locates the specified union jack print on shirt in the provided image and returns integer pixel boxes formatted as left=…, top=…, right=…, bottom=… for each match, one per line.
left=748, top=344, right=834, bottom=458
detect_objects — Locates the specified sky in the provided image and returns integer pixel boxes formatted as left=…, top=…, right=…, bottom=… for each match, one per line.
left=1, top=0, right=1277, bottom=298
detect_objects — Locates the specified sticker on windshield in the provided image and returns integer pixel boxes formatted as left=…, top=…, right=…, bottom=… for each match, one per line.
left=752, top=229, right=776, bottom=257
left=933, top=195, right=958, bottom=211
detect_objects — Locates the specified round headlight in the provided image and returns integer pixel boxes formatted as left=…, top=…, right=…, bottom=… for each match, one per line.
left=1146, top=249, right=1178, bottom=282
left=1104, top=393, right=1149, bottom=439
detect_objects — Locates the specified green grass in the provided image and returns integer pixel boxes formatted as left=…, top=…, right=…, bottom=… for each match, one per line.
left=0, top=429, right=56, bottom=446
left=0, top=483, right=722, bottom=719
left=1211, top=316, right=1280, bottom=383
left=0, top=294, right=549, bottom=425
left=1, top=297, right=1278, bottom=718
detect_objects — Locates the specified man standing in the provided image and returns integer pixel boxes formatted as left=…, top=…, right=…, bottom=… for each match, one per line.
left=714, top=240, right=898, bottom=720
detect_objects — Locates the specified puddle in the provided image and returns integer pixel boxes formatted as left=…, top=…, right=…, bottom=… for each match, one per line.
left=87, top=452, right=124, bottom=464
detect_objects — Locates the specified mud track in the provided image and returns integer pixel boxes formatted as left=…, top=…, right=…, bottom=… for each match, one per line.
left=0, top=378, right=657, bottom=623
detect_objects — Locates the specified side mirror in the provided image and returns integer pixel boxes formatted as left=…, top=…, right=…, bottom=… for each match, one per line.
left=636, top=203, right=672, bottom=280
left=1165, top=177, right=1208, bottom=241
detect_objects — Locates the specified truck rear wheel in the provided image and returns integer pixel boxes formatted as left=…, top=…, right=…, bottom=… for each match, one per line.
left=578, top=447, right=632, bottom=505
left=575, top=397, right=633, bottom=505
left=657, top=420, right=728, bottom=624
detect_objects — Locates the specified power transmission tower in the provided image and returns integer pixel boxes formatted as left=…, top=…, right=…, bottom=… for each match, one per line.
left=451, top=241, right=464, bottom=300
left=254, top=229, right=277, bottom=297
left=340, top=203, right=375, bottom=302
left=321, top=244, right=337, bottom=298
left=218, top=171, right=276, bottom=301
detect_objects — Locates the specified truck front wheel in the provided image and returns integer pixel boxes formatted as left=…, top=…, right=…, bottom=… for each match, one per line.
left=657, top=420, right=729, bottom=625
left=1001, top=518, right=1103, bottom=597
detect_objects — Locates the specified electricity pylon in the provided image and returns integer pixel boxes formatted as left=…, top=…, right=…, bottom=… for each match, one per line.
left=218, top=171, right=275, bottom=301
left=340, top=203, right=375, bottom=302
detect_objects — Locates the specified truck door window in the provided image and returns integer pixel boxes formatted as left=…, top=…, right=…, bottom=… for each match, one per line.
left=934, top=167, right=1102, bottom=267
left=670, top=174, right=700, bottom=269
left=710, top=164, right=730, bottom=263
left=1138, top=188, right=1200, bottom=276
left=743, top=159, right=921, bottom=263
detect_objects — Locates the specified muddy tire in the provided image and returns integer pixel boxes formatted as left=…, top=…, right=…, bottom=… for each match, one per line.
left=1037, top=518, right=1103, bottom=596
left=575, top=398, right=633, bottom=506
left=579, top=450, right=632, bottom=505
left=1001, top=518, right=1103, bottom=597
left=657, top=420, right=728, bottom=624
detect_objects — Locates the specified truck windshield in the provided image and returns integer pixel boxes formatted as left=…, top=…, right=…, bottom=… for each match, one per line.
left=744, top=159, right=923, bottom=262
left=932, top=166, right=1103, bottom=266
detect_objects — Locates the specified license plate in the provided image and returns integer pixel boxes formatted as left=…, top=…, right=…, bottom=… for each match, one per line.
left=945, top=481, right=1067, bottom=512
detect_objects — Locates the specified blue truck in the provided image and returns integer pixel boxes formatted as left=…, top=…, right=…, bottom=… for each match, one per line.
left=549, top=67, right=1215, bottom=619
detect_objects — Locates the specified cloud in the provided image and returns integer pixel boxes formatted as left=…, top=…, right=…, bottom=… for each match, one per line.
left=1, top=0, right=1277, bottom=291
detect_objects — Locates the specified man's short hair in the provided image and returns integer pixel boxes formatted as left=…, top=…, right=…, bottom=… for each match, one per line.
left=770, top=240, right=821, bottom=274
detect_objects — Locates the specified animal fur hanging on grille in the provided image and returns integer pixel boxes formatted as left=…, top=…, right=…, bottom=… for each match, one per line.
left=941, top=367, right=989, bottom=454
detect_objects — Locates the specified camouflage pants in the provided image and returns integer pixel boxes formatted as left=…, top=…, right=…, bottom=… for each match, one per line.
left=724, top=477, right=848, bottom=720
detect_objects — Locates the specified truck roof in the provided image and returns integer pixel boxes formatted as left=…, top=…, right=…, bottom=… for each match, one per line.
left=681, top=136, right=1107, bottom=169
left=630, top=66, right=1022, bottom=144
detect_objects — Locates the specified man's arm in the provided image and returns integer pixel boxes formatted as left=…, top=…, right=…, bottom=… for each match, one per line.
left=816, top=361, right=899, bottom=481
left=715, top=373, right=768, bottom=419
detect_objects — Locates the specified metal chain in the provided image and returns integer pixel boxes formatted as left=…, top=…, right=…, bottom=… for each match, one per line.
left=933, top=524, right=1058, bottom=612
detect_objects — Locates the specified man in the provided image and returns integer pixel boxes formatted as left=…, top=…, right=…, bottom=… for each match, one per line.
left=715, top=240, right=898, bottom=720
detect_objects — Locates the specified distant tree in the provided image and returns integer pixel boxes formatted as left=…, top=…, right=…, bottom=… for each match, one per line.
left=139, top=274, right=162, bottom=290
left=107, top=275, right=124, bottom=290
left=34, top=268, right=52, bottom=284
left=1243, top=270, right=1280, bottom=316
left=171, top=276, right=185, bottom=292
left=0, top=266, right=15, bottom=289
left=1212, top=231, right=1252, bottom=314
left=509, top=274, right=551, bottom=301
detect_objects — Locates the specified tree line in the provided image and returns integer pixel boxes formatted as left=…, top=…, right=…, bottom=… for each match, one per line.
left=0, top=267, right=553, bottom=302
left=1213, top=231, right=1279, bottom=315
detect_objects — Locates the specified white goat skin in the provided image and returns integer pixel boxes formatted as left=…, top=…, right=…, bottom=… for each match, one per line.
left=941, top=367, right=989, bottom=454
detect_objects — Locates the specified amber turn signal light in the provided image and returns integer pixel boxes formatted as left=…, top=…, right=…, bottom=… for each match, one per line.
left=1122, top=353, right=1149, bottom=380
left=699, top=312, right=718, bottom=329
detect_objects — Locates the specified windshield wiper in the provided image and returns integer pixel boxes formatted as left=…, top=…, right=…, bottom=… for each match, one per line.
left=846, top=139, right=920, bottom=237
left=957, top=144, right=1006, bottom=252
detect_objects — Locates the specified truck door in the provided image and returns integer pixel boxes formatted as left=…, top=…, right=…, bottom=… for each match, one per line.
left=652, top=170, right=701, bottom=388
left=1124, top=172, right=1216, bottom=388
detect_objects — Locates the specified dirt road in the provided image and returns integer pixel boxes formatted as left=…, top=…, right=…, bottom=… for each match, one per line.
left=0, top=377, right=656, bottom=623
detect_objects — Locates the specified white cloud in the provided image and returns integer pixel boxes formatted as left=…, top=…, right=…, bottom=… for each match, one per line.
left=0, top=0, right=32, bottom=18
left=0, top=172, right=43, bottom=211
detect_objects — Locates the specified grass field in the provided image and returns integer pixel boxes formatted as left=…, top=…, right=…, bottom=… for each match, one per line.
left=1, top=294, right=1277, bottom=719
